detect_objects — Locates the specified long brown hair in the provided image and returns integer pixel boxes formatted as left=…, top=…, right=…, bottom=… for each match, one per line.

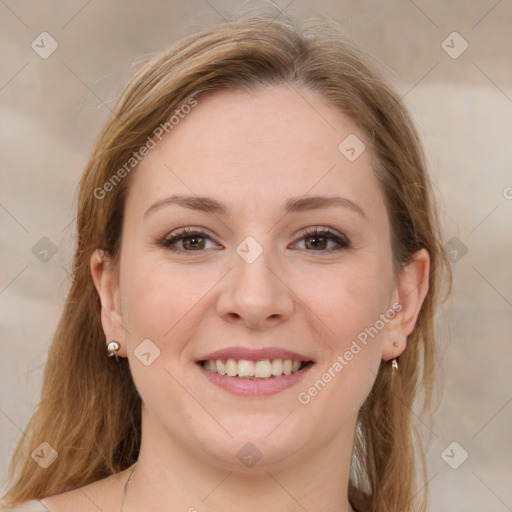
left=2, top=7, right=451, bottom=511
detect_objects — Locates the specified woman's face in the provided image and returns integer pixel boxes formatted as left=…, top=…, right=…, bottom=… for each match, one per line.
left=92, top=84, right=426, bottom=471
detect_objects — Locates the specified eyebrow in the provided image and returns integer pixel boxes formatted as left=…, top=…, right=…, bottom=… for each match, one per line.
left=143, top=194, right=366, bottom=219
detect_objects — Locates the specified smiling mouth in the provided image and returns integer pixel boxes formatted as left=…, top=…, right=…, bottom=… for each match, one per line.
left=199, top=358, right=313, bottom=379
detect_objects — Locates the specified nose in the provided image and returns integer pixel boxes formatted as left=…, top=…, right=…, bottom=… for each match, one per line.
left=216, top=246, right=294, bottom=329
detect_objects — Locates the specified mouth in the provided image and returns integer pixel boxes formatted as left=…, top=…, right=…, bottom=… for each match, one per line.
left=198, top=358, right=313, bottom=380
left=194, top=348, right=315, bottom=397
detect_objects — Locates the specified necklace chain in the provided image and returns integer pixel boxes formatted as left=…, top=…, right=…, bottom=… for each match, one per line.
left=120, top=462, right=137, bottom=512
left=120, top=462, right=356, bottom=512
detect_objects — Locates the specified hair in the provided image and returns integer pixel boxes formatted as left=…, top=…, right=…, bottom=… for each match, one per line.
left=2, top=6, right=451, bottom=512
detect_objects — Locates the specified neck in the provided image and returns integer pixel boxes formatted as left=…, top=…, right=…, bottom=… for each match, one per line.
left=123, top=408, right=357, bottom=512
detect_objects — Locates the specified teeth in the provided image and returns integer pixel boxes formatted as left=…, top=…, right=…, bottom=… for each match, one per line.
left=201, top=358, right=306, bottom=378
left=237, top=359, right=254, bottom=377
left=225, top=358, right=237, bottom=377
left=216, top=359, right=226, bottom=375
left=271, top=359, right=283, bottom=375
left=255, top=360, right=272, bottom=378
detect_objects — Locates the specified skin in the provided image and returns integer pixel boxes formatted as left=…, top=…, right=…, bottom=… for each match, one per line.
left=42, top=84, right=429, bottom=512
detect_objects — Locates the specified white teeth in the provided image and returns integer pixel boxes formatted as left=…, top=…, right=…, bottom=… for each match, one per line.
left=271, top=359, right=283, bottom=375
left=225, top=358, right=237, bottom=377
left=237, top=359, right=254, bottom=377
left=202, top=358, right=306, bottom=378
left=255, top=360, right=272, bottom=378
left=216, top=359, right=226, bottom=375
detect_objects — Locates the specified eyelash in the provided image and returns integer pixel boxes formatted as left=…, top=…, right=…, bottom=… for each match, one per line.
left=160, top=227, right=350, bottom=254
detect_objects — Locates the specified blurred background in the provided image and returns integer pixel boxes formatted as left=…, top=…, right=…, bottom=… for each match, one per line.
left=1, top=0, right=511, bottom=509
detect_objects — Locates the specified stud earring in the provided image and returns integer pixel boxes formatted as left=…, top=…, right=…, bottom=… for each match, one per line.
left=107, top=340, right=121, bottom=360
left=391, top=341, right=399, bottom=371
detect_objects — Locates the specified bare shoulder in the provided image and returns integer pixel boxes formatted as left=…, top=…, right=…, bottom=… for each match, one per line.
left=40, top=467, right=132, bottom=512
left=0, top=500, right=50, bottom=512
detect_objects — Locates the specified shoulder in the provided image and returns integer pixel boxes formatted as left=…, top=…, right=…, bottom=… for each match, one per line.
left=0, top=500, right=50, bottom=512
left=0, top=466, right=133, bottom=512
left=38, top=466, right=133, bottom=512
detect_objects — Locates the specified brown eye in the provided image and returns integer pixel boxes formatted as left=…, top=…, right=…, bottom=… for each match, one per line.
left=304, top=235, right=328, bottom=250
left=294, top=228, right=350, bottom=252
left=181, top=235, right=206, bottom=250
left=161, top=229, right=217, bottom=252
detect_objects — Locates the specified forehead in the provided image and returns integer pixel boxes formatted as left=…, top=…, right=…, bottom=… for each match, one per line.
left=125, top=84, right=386, bottom=221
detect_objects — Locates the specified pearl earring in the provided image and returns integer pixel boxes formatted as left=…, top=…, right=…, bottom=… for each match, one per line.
left=107, top=340, right=121, bottom=360
left=391, top=341, right=399, bottom=371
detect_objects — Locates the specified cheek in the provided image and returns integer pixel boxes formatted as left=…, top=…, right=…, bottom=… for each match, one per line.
left=293, top=258, right=392, bottom=411
left=118, top=255, right=215, bottom=413
left=119, top=251, right=218, bottom=342
left=298, top=259, right=393, bottom=344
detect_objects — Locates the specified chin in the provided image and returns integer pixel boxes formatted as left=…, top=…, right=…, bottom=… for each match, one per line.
left=188, top=413, right=314, bottom=472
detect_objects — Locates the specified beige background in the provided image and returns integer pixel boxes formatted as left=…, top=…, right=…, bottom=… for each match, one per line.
left=1, top=0, right=511, bottom=509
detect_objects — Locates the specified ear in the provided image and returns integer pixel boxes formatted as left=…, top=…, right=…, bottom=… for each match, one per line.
left=90, top=249, right=127, bottom=357
left=382, top=248, right=430, bottom=360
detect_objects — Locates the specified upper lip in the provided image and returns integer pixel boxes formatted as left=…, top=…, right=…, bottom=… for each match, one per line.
left=196, top=347, right=314, bottom=363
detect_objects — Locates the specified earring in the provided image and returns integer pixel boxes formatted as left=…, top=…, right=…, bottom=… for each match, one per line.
left=107, top=340, right=121, bottom=360
left=391, top=341, right=399, bottom=371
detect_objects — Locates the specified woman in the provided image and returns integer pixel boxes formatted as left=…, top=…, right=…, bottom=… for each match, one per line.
left=1, top=7, right=450, bottom=512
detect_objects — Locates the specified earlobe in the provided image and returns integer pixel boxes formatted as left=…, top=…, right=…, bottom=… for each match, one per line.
left=382, top=248, right=430, bottom=361
left=90, top=249, right=127, bottom=357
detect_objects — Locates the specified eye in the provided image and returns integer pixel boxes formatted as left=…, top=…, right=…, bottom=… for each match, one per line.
left=159, top=227, right=350, bottom=254
left=292, top=227, right=350, bottom=252
left=160, top=228, right=220, bottom=252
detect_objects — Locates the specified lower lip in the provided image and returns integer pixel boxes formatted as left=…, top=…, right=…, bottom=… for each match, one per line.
left=197, top=363, right=314, bottom=397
